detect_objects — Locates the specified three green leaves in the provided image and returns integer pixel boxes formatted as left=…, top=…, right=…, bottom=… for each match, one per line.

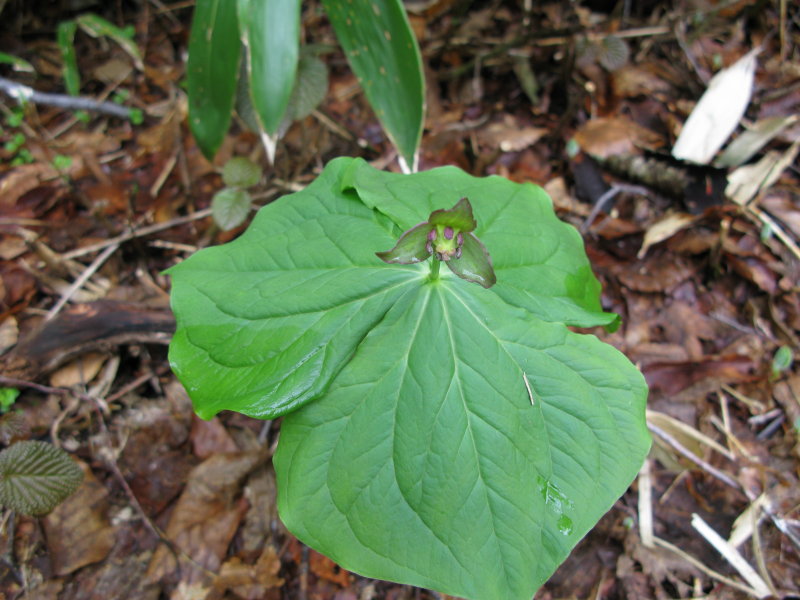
left=187, top=0, right=424, bottom=167
left=167, top=158, right=650, bottom=599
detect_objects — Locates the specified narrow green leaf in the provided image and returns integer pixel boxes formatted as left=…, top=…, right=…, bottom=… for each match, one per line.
left=0, top=52, right=34, bottom=73
left=275, top=282, right=648, bottom=600
left=242, top=0, right=301, bottom=135
left=57, top=20, right=80, bottom=96
left=187, top=0, right=241, bottom=159
left=322, top=0, right=424, bottom=168
left=211, top=187, right=251, bottom=231
left=76, top=13, right=144, bottom=70
left=0, top=441, right=83, bottom=515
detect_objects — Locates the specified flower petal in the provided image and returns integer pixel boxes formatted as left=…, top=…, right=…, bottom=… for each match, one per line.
left=446, top=232, right=497, bottom=288
left=428, top=197, right=477, bottom=233
left=376, top=222, right=433, bottom=264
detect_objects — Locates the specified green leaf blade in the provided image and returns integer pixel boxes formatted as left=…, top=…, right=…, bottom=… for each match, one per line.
left=244, top=0, right=301, bottom=135
left=168, top=159, right=421, bottom=419
left=187, top=0, right=241, bottom=159
left=0, top=441, right=83, bottom=516
left=322, top=0, right=424, bottom=167
left=57, top=20, right=80, bottom=96
left=275, top=281, right=649, bottom=600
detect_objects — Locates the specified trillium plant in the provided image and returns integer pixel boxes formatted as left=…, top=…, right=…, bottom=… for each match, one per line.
left=168, top=158, right=650, bottom=600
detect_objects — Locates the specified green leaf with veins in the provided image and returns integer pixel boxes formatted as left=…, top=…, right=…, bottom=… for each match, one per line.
left=168, top=157, right=649, bottom=600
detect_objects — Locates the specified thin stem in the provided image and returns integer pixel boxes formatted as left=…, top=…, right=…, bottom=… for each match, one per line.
left=429, top=258, right=441, bottom=281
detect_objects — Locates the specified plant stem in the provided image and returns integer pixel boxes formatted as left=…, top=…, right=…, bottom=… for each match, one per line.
left=429, top=258, right=441, bottom=281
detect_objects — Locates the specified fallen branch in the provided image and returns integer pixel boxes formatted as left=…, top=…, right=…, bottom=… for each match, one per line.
left=0, top=76, right=133, bottom=119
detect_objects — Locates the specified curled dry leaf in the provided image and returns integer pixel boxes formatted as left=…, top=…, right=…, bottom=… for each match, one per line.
left=49, top=352, right=107, bottom=388
left=638, top=213, right=698, bottom=259
left=475, top=116, right=547, bottom=152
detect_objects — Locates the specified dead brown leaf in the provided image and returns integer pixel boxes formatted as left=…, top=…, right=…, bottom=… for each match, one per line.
left=573, top=117, right=662, bottom=158
left=146, top=450, right=265, bottom=582
left=643, top=355, right=759, bottom=394
left=190, top=416, right=239, bottom=460
left=240, top=465, right=279, bottom=555
left=310, top=550, right=352, bottom=588
left=475, top=116, right=547, bottom=152
left=212, top=546, right=284, bottom=600
left=611, top=64, right=673, bottom=98
left=613, top=255, right=696, bottom=293
left=42, top=461, right=115, bottom=576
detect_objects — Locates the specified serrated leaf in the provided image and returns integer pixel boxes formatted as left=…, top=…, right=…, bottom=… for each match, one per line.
left=322, top=0, right=424, bottom=169
left=288, top=53, right=329, bottom=122
left=242, top=0, right=301, bottom=135
left=222, top=157, right=261, bottom=188
left=212, top=187, right=251, bottom=231
left=597, top=35, right=629, bottom=71
left=0, top=441, right=83, bottom=515
left=187, top=0, right=242, bottom=159
left=168, top=157, right=649, bottom=598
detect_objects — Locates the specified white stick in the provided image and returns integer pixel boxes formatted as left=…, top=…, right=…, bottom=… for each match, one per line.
left=522, top=372, right=535, bottom=406
left=638, top=459, right=654, bottom=548
left=691, top=513, right=772, bottom=598
left=45, top=243, right=119, bottom=321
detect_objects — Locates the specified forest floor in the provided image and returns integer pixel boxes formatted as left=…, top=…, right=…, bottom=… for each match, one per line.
left=0, top=1, right=799, bottom=599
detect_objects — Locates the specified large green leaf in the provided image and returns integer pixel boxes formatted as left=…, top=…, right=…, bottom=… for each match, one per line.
left=168, top=160, right=419, bottom=419
left=322, top=0, right=424, bottom=168
left=241, top=0, right=301, bottom=135
left=275, top=280, right=648, bottom=599
left=187, top=0, right=241, bottom=159
left=168, top=157, right=649, bottom=598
